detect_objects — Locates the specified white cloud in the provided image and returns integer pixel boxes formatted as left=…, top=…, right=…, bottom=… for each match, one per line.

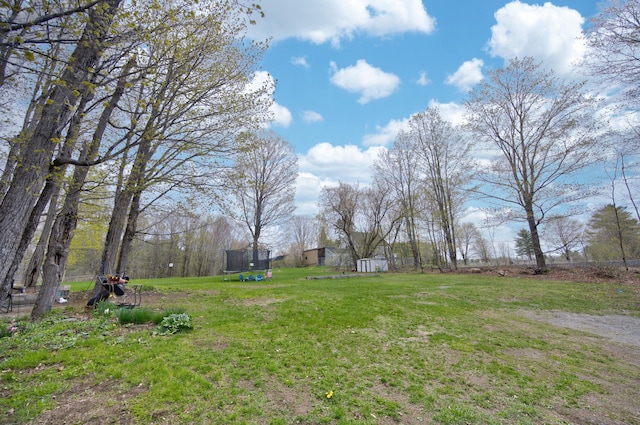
left=488, top=1, right=586, bottom=74
left=247, top=71, right=292, bottom=127
left=291, top=56, right=310, bottom=68
left=445, top=58, right=484, bottom=92
left=295, top=142, right=387, bottom=214
left=299, top=142, right=385, bottom=182
left=271, top=103, right=293, bottom=128
left=302, top=110, right=324, bottom=123
left=330, top=59, right=401, bottom=104
left=249, top=0, right=435, bottom=46
left=362, top=101, right=466, bottom=146
left=426, top=100, right=466, bottom=126
left=295, top=172, right=335, bottom=216
left=417, top=71, right=430, bottom=86
left=362, top=117, right=409, bottom=146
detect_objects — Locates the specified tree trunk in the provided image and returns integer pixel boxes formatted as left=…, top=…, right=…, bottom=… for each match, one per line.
left=0, top=139, right=21, bottom=200
left=0, top=0, right=122, bottom=304
left=526, top=210, right=547, bottom=272
left=32, top=56, right=132, bottom=317
left=99, top=181, right=131, bottom=276
left=115, top=189, right=142, bottom=276
left=114, top=130, right=155, bottom=275
left=3, top=79, right=94, bottom=291
left=18, top=181, right=62, bottom=289
left=89, top=58, right=138, bottom=280
left=612, top=204, right=629, bottom=271
left=406, top=216, right=422, bottom=270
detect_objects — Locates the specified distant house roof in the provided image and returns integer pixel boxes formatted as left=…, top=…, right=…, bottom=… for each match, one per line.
left=303, top=246, right=335, bottom=253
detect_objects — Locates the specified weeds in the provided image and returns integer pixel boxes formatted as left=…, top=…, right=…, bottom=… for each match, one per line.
left=116, top=308, right=157, bottom=325
left=115, top=307, right=187, bottom=325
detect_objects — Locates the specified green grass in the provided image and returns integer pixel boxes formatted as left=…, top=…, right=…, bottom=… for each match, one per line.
left=2, top=267, right=639, bottom=424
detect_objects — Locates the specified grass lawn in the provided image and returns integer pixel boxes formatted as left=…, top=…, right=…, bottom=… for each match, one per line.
left=1, top=267, right=639, bottom=424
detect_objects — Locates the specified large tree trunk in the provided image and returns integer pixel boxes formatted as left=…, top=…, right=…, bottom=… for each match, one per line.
left=99, top=176, right=132, bottom=276
left=22, top=194, right=59, bottom=289
left=115, top=189, right=142, bottom=276
left=252, top=234, right=260, bottom=271
left=10, top=179, right=62, bottom=290
left=32, top=57, right=135, bottom=316
left=526, top=209, right=547, bottom=272
left=0, top=0, right=122, bottom=306
left=34, top=209, right=75, bottom=318
left=3, top=81, right=94, bottom=291
left=114, top=122, right=156, bottom=277
left=33, top=148, right=100, bottom=317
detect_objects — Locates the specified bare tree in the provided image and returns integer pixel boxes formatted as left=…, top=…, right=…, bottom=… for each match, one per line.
left=582, top=0, right=640, bottom=221
left=464, top=57, right=604, bottom=272
left=289, top=215, right=319, bottom=266
left=223, top=131, right=298, bottom=269
left=616, top=131, right=640, bottom=223
left=409, top=107, right=472, bottom=270
left=373, top=131, right=424, bottom=270
left=319, top=181, right=402, bottom=269
left=473, top=235, right=492, bottom=264
left=543, top=216, right=584, bottom=262
left=582, top=0, right=640, bottom=106
left=457, top=222, right=479, bottom=265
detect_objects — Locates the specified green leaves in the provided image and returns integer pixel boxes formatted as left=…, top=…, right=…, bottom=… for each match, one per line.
left=153, top=313, right=193, bottom=335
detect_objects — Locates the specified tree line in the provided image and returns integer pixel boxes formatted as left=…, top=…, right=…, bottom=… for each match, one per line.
left=314, top=1, right=640, bottom=272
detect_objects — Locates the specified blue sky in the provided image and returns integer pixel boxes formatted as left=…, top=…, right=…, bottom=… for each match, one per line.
left=246, top=0, right=604, bottom=219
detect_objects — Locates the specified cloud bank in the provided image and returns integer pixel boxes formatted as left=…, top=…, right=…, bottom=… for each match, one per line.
left=250, top=0, right=435, bottom=46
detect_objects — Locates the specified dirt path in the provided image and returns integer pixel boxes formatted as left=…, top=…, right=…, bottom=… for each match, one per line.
left=522, top=311, right=640, bottom=347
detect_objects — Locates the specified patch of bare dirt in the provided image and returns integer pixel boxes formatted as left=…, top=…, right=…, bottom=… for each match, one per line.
left=24, top=378, right=148, bottom=425
left=523, top=311, right=640, bottom=347
left=461, top=264, right=640, bottom=285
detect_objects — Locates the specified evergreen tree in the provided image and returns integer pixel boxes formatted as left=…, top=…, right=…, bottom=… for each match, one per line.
left=586, top=205, right=640, bottom=263
left=515, top=228, right=534, bottom=261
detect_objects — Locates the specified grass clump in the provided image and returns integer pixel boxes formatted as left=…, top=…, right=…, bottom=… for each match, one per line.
left=115, top=307, right=187, bottom=325
left=115, top=307, right=157, bottom=325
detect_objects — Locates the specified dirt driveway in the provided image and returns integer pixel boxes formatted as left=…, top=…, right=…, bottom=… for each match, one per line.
left=523, top=311, right=640, bottom=347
